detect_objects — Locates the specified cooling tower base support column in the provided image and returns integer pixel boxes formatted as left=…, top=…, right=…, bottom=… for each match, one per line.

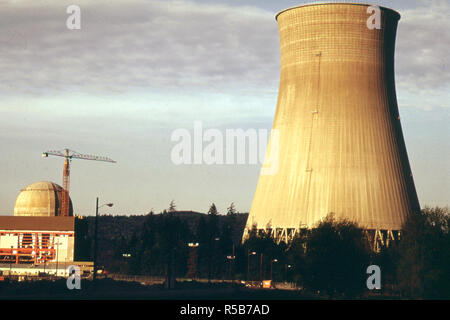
left=242, top=227, right=401, bottom=252
left=242, top=227, right=307, bottom=245
left=366, top=229, right=401, bottom=252
left=242, top=227, right=292, bottom=244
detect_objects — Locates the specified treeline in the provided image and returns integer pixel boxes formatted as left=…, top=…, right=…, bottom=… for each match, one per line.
left=84, top=203, right=247, bottom=275
left=86, top=205, right=449, bottom=299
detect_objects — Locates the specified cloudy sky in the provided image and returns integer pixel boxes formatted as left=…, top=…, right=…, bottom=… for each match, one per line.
left=0, top=0, right=448, bottom=216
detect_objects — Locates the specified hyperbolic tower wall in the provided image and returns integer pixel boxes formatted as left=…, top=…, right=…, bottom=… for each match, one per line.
left=244, top=3, right=420, bottom=245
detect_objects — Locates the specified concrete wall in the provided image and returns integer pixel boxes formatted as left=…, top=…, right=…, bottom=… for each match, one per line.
left=245, top=4, right=420, bottom=236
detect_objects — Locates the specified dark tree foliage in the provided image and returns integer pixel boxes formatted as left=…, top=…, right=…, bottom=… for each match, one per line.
left=191, top=209, right=243, bottom=280
left=114, top=212, right=191, bottom=282
left=285, top=231, right=308, bottom=284
left=168, top=200, right=176, bottom=213
left=396, top=207, right=450, bottom=299
left=204, top=203, right=220, bottom=281
left=243, top=227, right=287, bottom=282
left=369, top=244, right=399, bottom=294
left=85, top=207, right=449, bottom=299
left=87, top=211, right=248, bottom=275
left=227, top=202, right=237, bottom=215
left=302, top=214, right=370, bottom=298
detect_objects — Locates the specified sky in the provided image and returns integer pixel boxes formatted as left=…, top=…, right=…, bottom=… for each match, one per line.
left=0, top=0, right=448, bottom=216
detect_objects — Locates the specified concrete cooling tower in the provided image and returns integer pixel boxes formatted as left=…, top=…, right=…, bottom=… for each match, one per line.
left=244, top=3, right=420, bottom=248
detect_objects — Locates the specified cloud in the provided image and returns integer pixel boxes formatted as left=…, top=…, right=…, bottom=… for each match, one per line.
left=0, top=0, right=448, bottom=214
left=0, top=0, right=278, bottom=95
left=396, top=0, right=450, bottom=99
left=0, top=0, right=447, bottom=109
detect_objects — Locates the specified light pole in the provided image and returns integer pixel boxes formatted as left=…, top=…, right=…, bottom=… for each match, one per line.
left=208, top=237, right=220, bottom=284
left=122, top=253, right=131, bottom=274
left=270, top=259, right=278, bottom=282
left=226, top=244, right=235, bottom=283
left=247, top=249, right=256, bottom=283
left=284, top=264, right=292, bottom=283
left=187, top=243, right=199, bottom=280
left=259, top=253, right=263, bottom=284
left=93, top=197, right=113, bottom=282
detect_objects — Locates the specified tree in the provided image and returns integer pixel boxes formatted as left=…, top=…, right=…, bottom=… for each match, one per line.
left=396, top=207, right=450, bottom=299
left=208, top=203, right=218, bottom=215
left=127, top=232, right=142, bottom=275
left=227, top=202, right=237, bottom=215
left=217, top=216, right=235, bottom=279
left=286, top=230, right=308, bottom=285
left=303, top=214, right=370, bottom=298
left=168, top=200, right=176, bottom=213
left=186, top=245, right=199, bottom=279
left=243, top=225, right=286, bottom=282
left=196, top=216, right=210, bottom=277
left=153, top=212, right=191, bottom=288
left=203, top=203, right=220, bottom=281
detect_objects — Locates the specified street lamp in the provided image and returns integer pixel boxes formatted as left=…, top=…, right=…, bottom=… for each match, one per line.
left=247, top=250, right=256, bottom=283
left=187, top=243, right=199, bottom=280
left=270, top=259, right=278, bottom=282
left=226, top=243, right=236, bottom=283
left=208, top=238, right=220, bottom=284
left=259, top=253, right=264, bottom=284
left=284, top=264, right=292, bottom=283
left=93, top=197, right=113, bottom=281
left=226, top=255, right=235, bottom=276
left=122, top=253, right=131, bottom=274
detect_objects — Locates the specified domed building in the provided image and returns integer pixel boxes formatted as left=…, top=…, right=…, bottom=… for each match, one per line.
left=13, top=181, right=73, bottom=217
left=0, top=182, right=91, bottom=275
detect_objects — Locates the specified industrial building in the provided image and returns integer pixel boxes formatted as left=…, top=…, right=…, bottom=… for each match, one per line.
left=0, top=181, right=90, bottom=277
left=244, top=3, right=420, bottom=249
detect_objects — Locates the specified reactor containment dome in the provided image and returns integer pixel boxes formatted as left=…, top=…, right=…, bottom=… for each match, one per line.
left=14, top=181, right=73, bottom=217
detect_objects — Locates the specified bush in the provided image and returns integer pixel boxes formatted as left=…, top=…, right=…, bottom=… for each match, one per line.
left=396, top=207, right=450, bottom=299
left=302, top=214, right=370, bottom=298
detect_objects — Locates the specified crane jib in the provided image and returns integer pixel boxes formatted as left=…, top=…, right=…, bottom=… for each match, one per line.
left=41, top=148, right=116, bottom=216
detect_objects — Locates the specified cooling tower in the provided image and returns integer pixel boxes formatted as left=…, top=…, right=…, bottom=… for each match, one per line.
left=244, top=3, right=420, bottom=246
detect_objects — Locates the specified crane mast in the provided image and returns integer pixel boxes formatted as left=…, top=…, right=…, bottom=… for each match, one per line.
left=62, top=150, right=71, bottom=217
left=42, top=148, right=116, bottom=216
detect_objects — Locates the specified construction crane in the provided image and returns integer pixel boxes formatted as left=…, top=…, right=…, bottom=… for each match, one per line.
left=42, top=148, right=116, bottom=216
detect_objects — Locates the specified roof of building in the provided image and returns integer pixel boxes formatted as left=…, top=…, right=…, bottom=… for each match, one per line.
left=14, top=181, right=73, bottom=217
left=0, top=216, right=75, bottom=231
